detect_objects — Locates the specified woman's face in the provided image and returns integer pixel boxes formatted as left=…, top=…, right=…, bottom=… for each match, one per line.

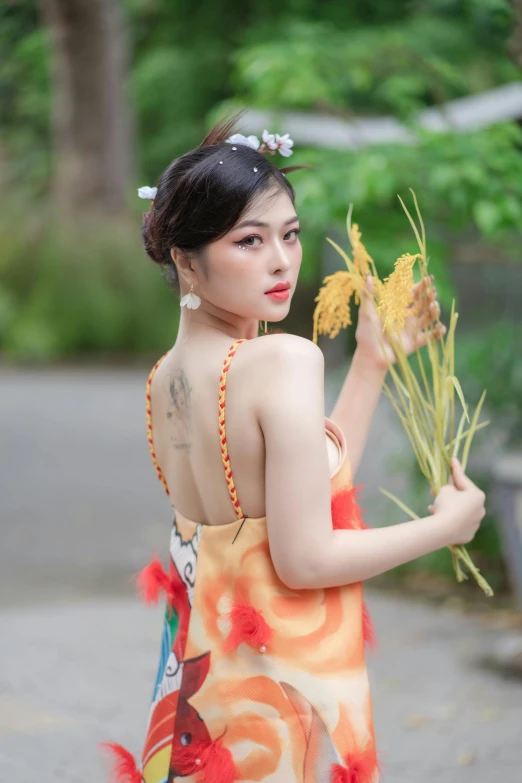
left=183, top=187, right=302, bottom=325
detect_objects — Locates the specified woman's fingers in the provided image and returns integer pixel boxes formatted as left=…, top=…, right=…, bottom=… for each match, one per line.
left=451, top=457, right=474, bottom=492
left=414, top=299, right=441, bottom=330
left=413, top=322, right=447, bottom=348
left=411, top=275, right=436, bottom=302
left=409, top=281, right=438, bottom=319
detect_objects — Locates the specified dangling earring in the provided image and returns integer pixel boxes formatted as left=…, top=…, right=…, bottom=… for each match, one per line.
left=260, top=320, right=268, bottom=334
left=180, top=280, right=201, bottom=310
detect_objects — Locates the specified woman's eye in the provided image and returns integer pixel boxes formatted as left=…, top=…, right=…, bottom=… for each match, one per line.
left=235, top=228, right=300, bottom=249
left=236, top=235, right=262, bottom=249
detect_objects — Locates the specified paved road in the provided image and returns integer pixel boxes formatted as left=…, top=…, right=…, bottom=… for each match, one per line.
left=1, top=362, right=520, bottom=782
left=1, top=593, right=521, bottom=782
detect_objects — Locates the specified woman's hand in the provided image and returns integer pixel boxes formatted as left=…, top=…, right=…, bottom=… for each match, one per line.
left=355, top=273, right=447, bottom=370
left=429, top=457, right=486, bottom=546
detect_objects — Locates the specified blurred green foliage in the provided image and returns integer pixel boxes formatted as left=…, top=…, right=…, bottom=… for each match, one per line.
left=0, top=0, right=520, bottom=359
left=226, top=13, right=517, bottom=114
left=458, top=323, right=522, bottom=447
left=0, top=203, right=178, bottom=360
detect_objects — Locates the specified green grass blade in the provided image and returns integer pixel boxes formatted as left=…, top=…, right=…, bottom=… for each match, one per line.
left=398, top=194, right=424, bottom=254
left=447, top=375, right=469, bottom=423
left=445, top=419, right=490, bottom=453
left=451, top=409, right=468, bottom=461
left=379, top=487, right=420, bottom=519
left=346, top=204, right=354, bottom=246
left=326, top=236, right=354, bottom=273
left=410, top=189, right=426, bottom=256
left=461, top=389, right=487, bottom=471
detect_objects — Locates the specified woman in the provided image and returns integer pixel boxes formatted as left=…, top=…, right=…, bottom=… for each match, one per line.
left=101, top=116, right=486, bottom=783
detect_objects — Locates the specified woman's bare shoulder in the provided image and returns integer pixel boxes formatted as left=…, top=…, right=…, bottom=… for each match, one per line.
left=243, top=333, right=324, bottom=367
left=240, top=334, right=324, bottom=419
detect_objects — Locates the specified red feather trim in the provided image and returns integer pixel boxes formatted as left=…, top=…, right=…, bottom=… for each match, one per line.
left=362, top=601, right=376, bottom=649
left=331, top=765, right=350, bottom=783
left=135, top=557, right=178, bottom=606
left=331, top=485, right=367, bottom=531
left=99, top=742, right=143, bottom=783
left=175, top=738, right=236, bottom=783
left=330, top=743, right=379, bottom=783
left=223, top=600, right=273, bottom=653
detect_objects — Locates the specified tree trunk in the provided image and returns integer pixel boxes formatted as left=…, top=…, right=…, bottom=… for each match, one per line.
left=39, top=0, right=133, bottom=214
left=508, top=1, right=522, bottom=71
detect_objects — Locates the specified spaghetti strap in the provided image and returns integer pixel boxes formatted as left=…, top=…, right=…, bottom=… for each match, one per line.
left=218, top=338, right=249, bottom=520
left=145, top=351, right=170, bottom=497
left=146, top=340, right=249, bottom=505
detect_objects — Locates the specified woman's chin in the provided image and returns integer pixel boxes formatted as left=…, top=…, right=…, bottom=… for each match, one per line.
left=262, top=301, right=291, bottom=321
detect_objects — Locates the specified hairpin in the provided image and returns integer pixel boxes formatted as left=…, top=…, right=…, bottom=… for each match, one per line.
left=226, top=129, right=294, bottom=157
left=138, top=186, right=157, bottom=200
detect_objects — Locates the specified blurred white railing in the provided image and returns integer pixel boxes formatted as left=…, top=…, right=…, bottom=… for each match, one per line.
left=242, top=82, right=522, bottom=149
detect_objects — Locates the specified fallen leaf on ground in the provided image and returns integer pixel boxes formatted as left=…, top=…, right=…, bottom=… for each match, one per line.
left=477, top=706, right=499, bottom=722
left=403, top=714, right=431, bottom=729
left=457, top=750, right=477, bottom=766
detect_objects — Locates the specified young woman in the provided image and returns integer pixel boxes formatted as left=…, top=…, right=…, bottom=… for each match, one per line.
left=101, top=117, right=486, bottom=783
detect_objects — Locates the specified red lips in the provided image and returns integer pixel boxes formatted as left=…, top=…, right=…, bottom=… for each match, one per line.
left=265, top=281, right=291, bottom=293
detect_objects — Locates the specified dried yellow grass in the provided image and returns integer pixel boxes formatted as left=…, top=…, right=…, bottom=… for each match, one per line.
left=313, top=191, right=492, bottom=596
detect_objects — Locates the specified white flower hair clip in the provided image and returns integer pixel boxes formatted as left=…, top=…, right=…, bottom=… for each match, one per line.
left=138, top=186, right=158, bottom=200
left=225, top=129, right=294, bottom=157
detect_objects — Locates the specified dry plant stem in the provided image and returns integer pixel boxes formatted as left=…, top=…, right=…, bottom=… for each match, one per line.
left=444, top=302, right=458, bottom=457
left=391, top=334, right=435, bottom=452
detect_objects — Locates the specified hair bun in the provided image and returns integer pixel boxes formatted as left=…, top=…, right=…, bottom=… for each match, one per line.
left=141, top=210, right=162, bottom=264
left=142, top=210, right=179, bottom=290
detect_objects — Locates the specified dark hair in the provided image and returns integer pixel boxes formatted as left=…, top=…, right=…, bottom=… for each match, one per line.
left=141, top=113, right=309, bottom=292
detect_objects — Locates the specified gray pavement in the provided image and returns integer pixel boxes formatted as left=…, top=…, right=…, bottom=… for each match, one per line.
left=1, top=361, right=521, bottom=782
left=1, top=593, right=521, bottom=782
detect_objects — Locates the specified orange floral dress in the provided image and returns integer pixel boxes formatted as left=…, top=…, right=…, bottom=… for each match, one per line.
left=101, top=338, right=379, bottom=783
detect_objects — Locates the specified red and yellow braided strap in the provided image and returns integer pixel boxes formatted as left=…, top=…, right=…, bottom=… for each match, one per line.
left=218, top=339, right=248, bottom=520
left=145, top=351, right=170, bottom=497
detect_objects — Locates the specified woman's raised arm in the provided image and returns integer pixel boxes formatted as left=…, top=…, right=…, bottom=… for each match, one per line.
left=257, top=335, right=484, bottom=591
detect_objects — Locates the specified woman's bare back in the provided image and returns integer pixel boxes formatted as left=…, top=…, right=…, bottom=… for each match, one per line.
left=148, top=334, right=342, bottom=525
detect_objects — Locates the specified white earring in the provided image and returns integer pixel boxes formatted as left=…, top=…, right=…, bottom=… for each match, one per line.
left=180, top=281, right=201, bottom=310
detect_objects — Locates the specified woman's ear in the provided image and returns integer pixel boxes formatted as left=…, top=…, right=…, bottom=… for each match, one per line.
left=171, top=247, right=193, bottom=272
left=172, top=247, right=198, bottom=290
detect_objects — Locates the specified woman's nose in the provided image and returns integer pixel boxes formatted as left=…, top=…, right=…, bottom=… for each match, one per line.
left=272, top=243, right=292, bottom=271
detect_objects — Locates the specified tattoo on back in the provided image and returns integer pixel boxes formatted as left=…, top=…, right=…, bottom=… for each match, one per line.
left=165, top=369, right=192, bottom=452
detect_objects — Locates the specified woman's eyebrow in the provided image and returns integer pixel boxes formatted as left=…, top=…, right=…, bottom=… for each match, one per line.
left=234, top=215, right=299, bottom=230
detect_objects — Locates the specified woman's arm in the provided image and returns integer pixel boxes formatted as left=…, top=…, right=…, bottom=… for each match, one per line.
left=328, top=347, right=387, bottom=479
left=256, top=334, right=457, bottom=591
left=328, top=273, right=443, bottom=479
